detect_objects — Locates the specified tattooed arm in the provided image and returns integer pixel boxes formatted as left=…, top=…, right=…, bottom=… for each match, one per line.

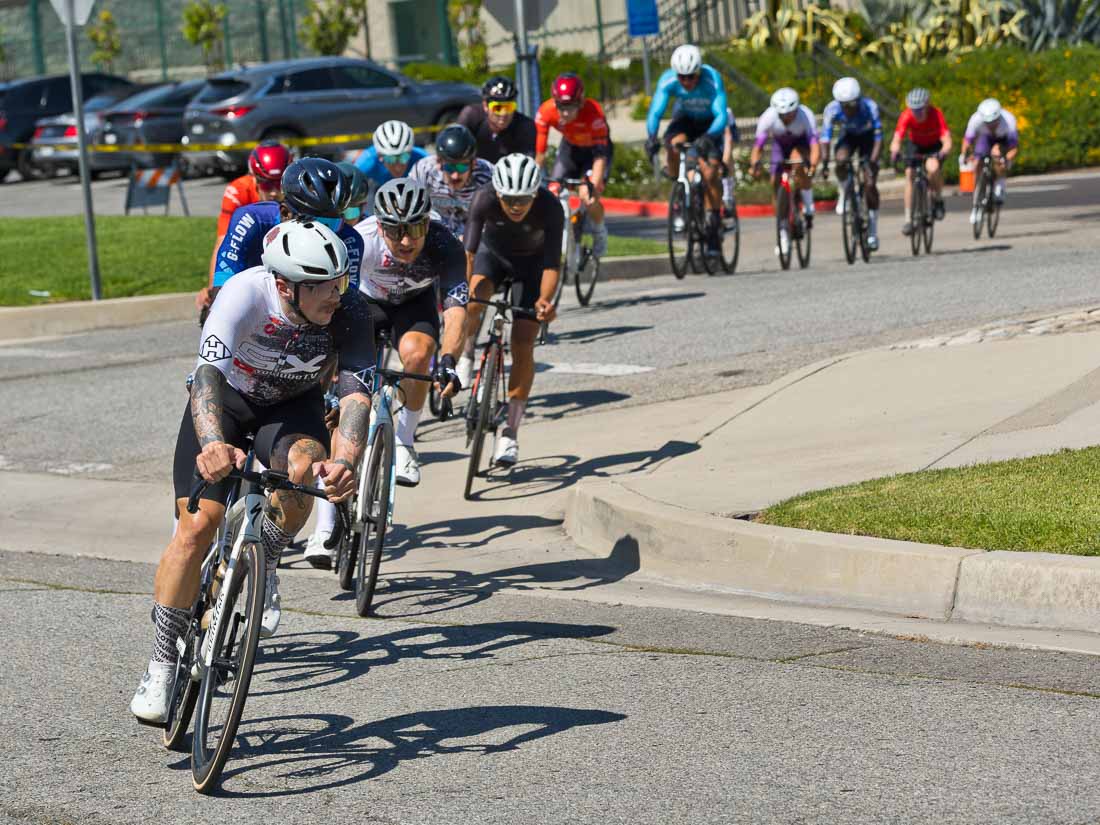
left=331, top=371, right=372, bottom=469
left=190, top=364, right=246, bottom=483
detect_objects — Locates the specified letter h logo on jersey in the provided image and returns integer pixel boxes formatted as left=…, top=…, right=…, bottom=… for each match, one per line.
left=201, top=335, right=232, bottom=363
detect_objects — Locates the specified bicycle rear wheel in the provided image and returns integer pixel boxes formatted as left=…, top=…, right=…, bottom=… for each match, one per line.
left=972, top=172, right=987, bottom=240
left=191, top=540, right=265, bottom=794
left=776, top=188, right=792, bottom=271
left=841, top=184, right=857, bottom=265
left=336, top=526, right=356, bottom=591
left=464, top=343, right=500, bottom=500
left=668, top=182, right=691, bottom=279
left=911, top=181, right=925, bottom=256
left=719, top=209, right=740, bottom=274
left=162, top=618, right=200, bottom=751
left=987, top=189, right=1001, bottom=237
left=922, top=195, right=935, bottom=253
left=574, top=248, right=600, bottom=305
left=356, top=421, right=393, bottom=617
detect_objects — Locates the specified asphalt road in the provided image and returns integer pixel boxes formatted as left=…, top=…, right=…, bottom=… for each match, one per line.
left=1, top=172, right=1099, bottom=821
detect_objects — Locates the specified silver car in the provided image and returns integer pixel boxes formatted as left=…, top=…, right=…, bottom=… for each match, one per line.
left=98, top=80, right=205, bottom=172
left=182, top=56, right=479, bottom=176
left=29, top=84, right=143, bottom=178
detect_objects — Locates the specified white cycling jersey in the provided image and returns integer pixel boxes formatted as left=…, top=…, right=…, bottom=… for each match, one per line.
left=754, top=104, right=819, bottom=148
left=964, top=110, right=1018, bottom=142
left=408, top=155, right=493, bottom=240
left=353, top=216, right=468, bottom=307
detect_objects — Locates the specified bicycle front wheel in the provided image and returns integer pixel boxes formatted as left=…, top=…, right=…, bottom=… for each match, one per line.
left=191, top=540, right=265, bottom=794
left=776, top=188, right=792, bottom=270
left=841, top=191, right=857, bottom=265
left=464, top=343, right=500, bottom=500
left=796, top=214, right=811, bottom=269
left=668, top=182, right=691, bottom=279
left=972, top=173, right=987, bottom=240
left=987, top=189, right=1001, bottom=237
left=911, top=182, right=925, bottom=256
left=574, top=249, right=600, bottom=306
left=922, top=196, right=935, bottom=253
left=356, top=421, right=394, bottom=617
left=720, top=209, right=740, bottom=274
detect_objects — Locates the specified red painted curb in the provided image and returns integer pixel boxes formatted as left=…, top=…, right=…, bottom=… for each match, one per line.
left=593, top=195, right=838, bottom=219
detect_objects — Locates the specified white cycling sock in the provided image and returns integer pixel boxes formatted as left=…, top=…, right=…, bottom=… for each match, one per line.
left=151, top=602, right=189, bottom=665
left=801, top=188, right=814, bottom=212
left=396, top=405, right=421, bottom=447
left=506, top=399, right=527, bottom=434
left=260, top=515, right=293, bottom=569
left=314, top=480, right=337, bottom=535
left=904, top=207, right=912, bottom=222
left=722, top=177, right=734, bottom=202
left=869, top=209, right=879, bottom=235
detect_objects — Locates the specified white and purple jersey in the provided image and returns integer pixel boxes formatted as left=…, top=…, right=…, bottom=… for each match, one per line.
left=965, top=110, right=1018, bottom=144
left=754, top=104, right=819, bottom=150
left=408, top=155, right=493, bottom=241
left=354, top=216, right=468, bottom=308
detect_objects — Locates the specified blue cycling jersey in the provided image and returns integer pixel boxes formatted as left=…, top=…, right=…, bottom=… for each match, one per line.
left=213, top=201, right=365, bottom=290
left=820, top=98, right=883, bottom=142
left=352, top=145, right=428, bottom=185
left=646, top=65, right=728, bottom=138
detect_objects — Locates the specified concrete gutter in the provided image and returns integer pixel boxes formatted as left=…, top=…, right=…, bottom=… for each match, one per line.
left=0, top=292, right=195, bottom=341
left=565, top=479, right=1100, bottom=634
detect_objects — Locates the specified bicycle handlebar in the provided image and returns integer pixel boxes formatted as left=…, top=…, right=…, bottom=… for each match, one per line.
left=187, top=467, right=331, bottom=514
left=468, top=295, right=539, bottom=319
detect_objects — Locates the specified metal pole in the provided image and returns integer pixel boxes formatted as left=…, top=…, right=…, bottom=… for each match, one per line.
left=256, top=0, right=270, bottom=62
left=682, top=0, right=692, bottom=42
left=514, top=0, right=530, bottom=115
left=154, top=0, right=168, bottom=81
left=288, top=0, right=299, bottom=58
left=642, top=36, right=652, bottom=97
left=223, top=13, right=233, bottom=66
left=63, top=0, right=102, bottom=301
left=29, top=0, right=46, bottom=74
left=594, top=0, right=606, bottom=100
left=361, top=0, right=371, bottom=60
left=277, top=0, right=291, bottom=58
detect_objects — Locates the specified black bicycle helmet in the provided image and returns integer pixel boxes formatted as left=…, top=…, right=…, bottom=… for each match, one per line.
left=481, top=75, right=517, bottom=102
left=336, top=161, right=370, bottom=207
left=281, top=157, right=349, bottom=219
left=435, top=123, right=478, bottom=162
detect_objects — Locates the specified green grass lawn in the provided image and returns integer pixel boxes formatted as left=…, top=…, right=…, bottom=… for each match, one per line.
left=1, top=216, right=667, bottom=306
left=757, top=447, right=1100, bottom=556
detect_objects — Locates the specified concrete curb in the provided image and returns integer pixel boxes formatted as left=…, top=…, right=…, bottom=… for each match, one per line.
left=600, top=254, right=672, bottom=281
left=0, top=292, right=195, bottom=342
left=564, top=479, right=1100, bottom=634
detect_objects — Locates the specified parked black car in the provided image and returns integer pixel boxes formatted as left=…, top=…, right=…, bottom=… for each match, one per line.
left=0, top=72, right=133, bottom=182
left=97, top=79, right=206, bottom=173
left=182, top=56, right=479, bottom=176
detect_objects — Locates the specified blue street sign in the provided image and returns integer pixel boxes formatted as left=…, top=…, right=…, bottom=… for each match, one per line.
left=627, top=0, right=659, bottom=37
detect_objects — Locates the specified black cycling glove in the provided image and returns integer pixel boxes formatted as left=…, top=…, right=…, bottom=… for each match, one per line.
left=434, top=353, right=461, bottom=393
left=645, top=135, right=661, bottom=158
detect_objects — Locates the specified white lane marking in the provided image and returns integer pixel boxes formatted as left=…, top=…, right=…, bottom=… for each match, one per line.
left=1009, top=184, right=1069, bottom=194
left=539, top=362, right=655, bottom=376
left=0, top=455, right=114, bottom=475
left=0, top=347, right=85, bottom=359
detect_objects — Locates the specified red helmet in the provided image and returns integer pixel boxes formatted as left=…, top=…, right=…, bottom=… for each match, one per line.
left=249, top=141, right=291, bottom=184
left=551, top=73, right=584, bottom=105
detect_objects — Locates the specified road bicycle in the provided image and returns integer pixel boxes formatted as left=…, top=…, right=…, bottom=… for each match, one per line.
left=163, top=461, right=334, bottom=794
left=833, top=157, right=873, bottom=264
left=902, top=152, right=936, bottom=256
left=970, top=153, right=1002, bottom=240
left=463, top=279, right=538, bottom=500
left=554, top=177, right=602, bottom=307
left=773, top=159, right=812, bottom=271
left=334, top=328, right=432, bottom=616
left=663, top=142, right=720, bottom=278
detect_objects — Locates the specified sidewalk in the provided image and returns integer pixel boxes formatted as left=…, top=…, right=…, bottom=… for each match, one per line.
left=565, top=311, right=1100, bottom=635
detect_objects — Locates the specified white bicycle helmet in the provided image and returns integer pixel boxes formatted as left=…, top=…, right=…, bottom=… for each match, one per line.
left=372, top=119, right=415, bottom=156
left=261, top=220, right=349, bottom=283
left=771, top=87, right=800, bottom=115
left=833, top=77, right=860, bottom=105
left=978, top=97, right=1003, bottom=123
left=374, top=177, right=432, bottom=224
left=906, top=87, right=930, bottom=109
left=492, top=153, right=541, bottom=197
left=670, top=44, right=702, bottom=76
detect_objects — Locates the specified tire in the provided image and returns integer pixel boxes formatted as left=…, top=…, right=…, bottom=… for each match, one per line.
left=336, top=521, right=356, bottom=592
left=911, top=182, right=924, bottom=256
left=464, top=343, right=499, bottom=500
left=162, top=621, right=200, bottom=751
left=0, top=166, right=11, bottom=183
left=574, top=248, right=599, bottom=306
left=668, top=181, right=691, bottom=279
left=16, top=149, right=48, bottom=181
left=922, top=194, right=935, bottom=253
left=858, top=197, right=872, bottom=263
left=972, top=172, right=987, bottom=240
left=795, top=213, right=811, bottom=269
left=987, top=188, right=1001, bottom=238
left=776, top=187, right=792, bottom=271
left=719, top=208, right=740, bottom=274
left=355, top=422, right=393, bottom=617
left=841, top=184, right=857, bottom=265
left=191, top=540, right=265, bottom=794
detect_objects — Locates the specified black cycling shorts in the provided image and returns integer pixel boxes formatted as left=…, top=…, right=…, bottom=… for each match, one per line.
left=688, top=134, right=722, bottom=162
left=551, top=140, right=613, bottom=183
left=836, top=132, right=876, bottom=160
left=367, top=287, right=441, bottom=345
left=472, top=247, right=543, bottom=315
left=909, top=141, right=943, bottom=163
left=172, top=383, right=328, bottom=504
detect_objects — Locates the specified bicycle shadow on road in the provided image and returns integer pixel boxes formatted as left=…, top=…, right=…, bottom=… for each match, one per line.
left=541, top=324, right=653, bottom=345
left=249, top=619, right=618, bottom=697
left=211, top=704, right=627, bottom=797
left=582, top=290, right=707, bottom=314
left=525, top=388, right=632, bottom=421
left=930, top=244, right=1012, bottom=256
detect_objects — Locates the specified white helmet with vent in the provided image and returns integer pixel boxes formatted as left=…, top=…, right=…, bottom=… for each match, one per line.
left=492, top=153, right=542, bottom=197
left=372, top=120, right=415, bottom=155
left=670, top=45, right=702, bottom=75
left=261, top=220, right=349, bottom=283
left=771, top=87, right=800, bottom=115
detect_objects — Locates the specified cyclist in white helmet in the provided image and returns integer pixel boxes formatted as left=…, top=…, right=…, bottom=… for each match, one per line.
left=961, top=97, right=1018, bottom=220
left=820, top=77, right=883, bottom=250
left=460, top=154, right=563, bottom=467
left=130, top=221, right=376, bottom=724
left=353, top=119, right=429, bottom=212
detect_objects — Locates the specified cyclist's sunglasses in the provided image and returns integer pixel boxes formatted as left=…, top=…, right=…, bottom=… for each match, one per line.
left=487, top=101, right=517, bottom=115
left=500, top=194, right=534, bottom=209
left=381, top=151, right=411, bottom=165
left=677, top=73, right=700, bottom=83
left=301, top=271, right=351, bottom=295
left=555, top=100, right=581, bottom=111
left=379, top=217, right=429, bottom=241
left=443, top=161, right=472, bottom=173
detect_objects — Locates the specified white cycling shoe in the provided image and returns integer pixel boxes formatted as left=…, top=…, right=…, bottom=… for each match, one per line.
left=396, top=443, right=421, bottom=487
left=260, top=570, right=281, bottom=639
left=130, top=661, right=174, bottom=725
left=835, top=194, right=846, bottom=216
left=304, top=529, right=333, bottom=570
left=494, top=432, right=519, bottom=467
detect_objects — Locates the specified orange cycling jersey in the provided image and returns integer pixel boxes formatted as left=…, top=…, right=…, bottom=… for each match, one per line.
left=535, top=98, right=611, bottom=154
left=216, top=174, right=260, bottom=236
left=893, top=106, right=949, bottom=149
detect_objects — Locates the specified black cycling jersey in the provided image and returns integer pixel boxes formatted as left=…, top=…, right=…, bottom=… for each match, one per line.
left=457, top=104, right=538, bottom=163
left=464, top=186, right=563, bottom=271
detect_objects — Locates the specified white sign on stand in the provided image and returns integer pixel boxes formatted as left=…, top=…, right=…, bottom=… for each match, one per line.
left=47, top=0, right=96, bottom=26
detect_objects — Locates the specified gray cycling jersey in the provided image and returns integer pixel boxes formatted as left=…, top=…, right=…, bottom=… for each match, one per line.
left=408, top=155, right=493, bottom=240
left=354, top=216, right=468, bottom=308
left=196, top=266, right=376, bottom=406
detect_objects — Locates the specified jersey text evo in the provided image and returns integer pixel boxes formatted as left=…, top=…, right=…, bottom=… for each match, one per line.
left=197, top=266, right=376, bottom=407
left=646, top=66, right=728, bottom=138
left=464, top=186, right=564, bottom=269
left=354, top=216, right=468, bottom=307
left=821, top=98, right=882, bottom=142
left=408, top=156, right=493, bottom=239
left=352, top=145, right=428, bottom=185
left=213, top=202, right=365, bottom=289
left=754, top=105, right=819, bottom=149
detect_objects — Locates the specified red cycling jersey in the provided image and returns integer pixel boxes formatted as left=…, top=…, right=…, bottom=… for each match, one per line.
left=535, top=98, right=611, bottom=154
left=893, top=106, right=949, bottom=149
left=216, top=174, right=260, bottom=236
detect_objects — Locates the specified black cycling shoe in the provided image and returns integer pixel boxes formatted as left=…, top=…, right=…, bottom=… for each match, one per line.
left=901, top=221, right=914, bottom=236
left=933, top=199, right=946, bottom=220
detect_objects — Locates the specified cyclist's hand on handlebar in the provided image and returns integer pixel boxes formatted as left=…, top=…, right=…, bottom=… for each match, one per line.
left=315, top=460, right=356, bottom=503
left=645, top=135, right=661, bottom=159
left=433, top=353, right=462, bottom=399
left=535, top=298, right=557, bottom=324
left=196, top=441, right=247, bottom=484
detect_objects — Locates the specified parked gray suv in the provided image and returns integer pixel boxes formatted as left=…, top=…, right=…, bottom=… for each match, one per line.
left=182, top=56, right=479, bottom=175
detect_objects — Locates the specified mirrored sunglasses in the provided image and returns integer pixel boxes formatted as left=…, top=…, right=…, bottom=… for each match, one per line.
left=501, top=194, right=534, bottom=209
left=301, top=271, right=350, bottom=295
left=487, top=101, right=517, bottom=115
left=381, top=151, right=411, bottom=165
left=443, top=161, right=471, bottom=173
left=379, top=218, right=429, bottom=241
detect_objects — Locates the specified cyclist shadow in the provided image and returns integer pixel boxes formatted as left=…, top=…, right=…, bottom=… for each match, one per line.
left=582, top=290, right=707, bottom=313
left=210, top=704, right=627, bottom=797
left=541, top=324, right=653, bottom=345
left=249, top=619, right=618, bottom=697
left=467, top=440, right=700, bottom=503
left=930, top=244, right=1012, bottom=256
left=525, top=389, right=631, bottom=421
